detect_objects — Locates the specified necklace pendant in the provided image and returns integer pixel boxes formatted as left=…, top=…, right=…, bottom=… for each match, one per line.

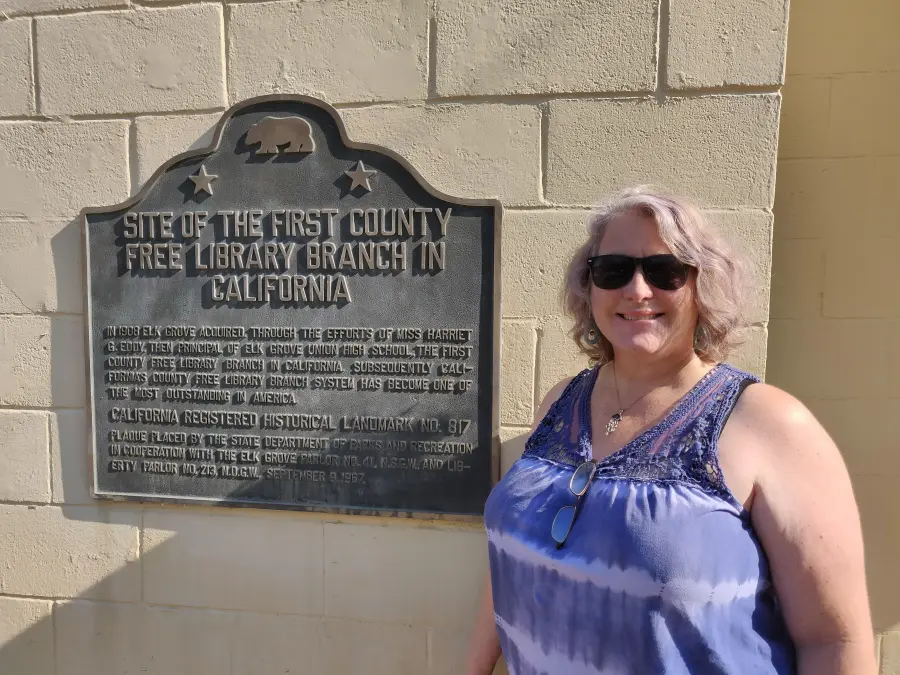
left=605, top=411, right=624, bottom=436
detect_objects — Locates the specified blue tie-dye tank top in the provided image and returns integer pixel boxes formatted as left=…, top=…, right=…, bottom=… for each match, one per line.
left=484, top=363, right=796, bottom=675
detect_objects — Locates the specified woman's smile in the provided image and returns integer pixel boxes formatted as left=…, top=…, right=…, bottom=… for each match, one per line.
left=616, top=311, right=664, bottom=322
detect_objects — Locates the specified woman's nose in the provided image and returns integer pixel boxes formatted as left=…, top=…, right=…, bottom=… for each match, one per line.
left=623, top=268, right=654, bottom=301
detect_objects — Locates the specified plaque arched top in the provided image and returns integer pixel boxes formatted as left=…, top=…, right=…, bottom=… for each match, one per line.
left=81, top=94, right=503, bottom=220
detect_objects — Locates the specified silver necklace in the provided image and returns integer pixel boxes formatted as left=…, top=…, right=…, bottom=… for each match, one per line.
left=605, top=362, right=654, bottom=436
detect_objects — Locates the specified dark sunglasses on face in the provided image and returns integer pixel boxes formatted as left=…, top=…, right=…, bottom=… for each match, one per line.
left=551, top=460, right=598, bottom=549
left=586, top=254, right=690, bottom=291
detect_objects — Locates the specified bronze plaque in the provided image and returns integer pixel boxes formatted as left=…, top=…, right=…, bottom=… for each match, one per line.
left=82, top=95, right=500, bottom=517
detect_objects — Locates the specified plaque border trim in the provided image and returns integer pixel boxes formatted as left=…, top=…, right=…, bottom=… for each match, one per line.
left=79, top=94, right=502, bottom=522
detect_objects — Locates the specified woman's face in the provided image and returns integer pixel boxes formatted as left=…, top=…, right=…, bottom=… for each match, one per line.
left=590, top=211, right=698, bottom=360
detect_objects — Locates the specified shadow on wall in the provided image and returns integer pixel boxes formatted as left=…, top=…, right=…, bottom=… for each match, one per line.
left=0, top=505, right=507, bottom=675
left=0, top=220, right=512, bottom=675
left=1, top=469, right=511, bottom=674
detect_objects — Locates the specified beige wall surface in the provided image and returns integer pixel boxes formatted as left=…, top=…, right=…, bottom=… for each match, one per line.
left=0, top=0, right=785, bottom=672
left=768, top=0, right=900, bottom=670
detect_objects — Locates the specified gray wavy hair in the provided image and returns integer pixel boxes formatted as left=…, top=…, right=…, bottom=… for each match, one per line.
left=563, top=185, right=748, bottom=365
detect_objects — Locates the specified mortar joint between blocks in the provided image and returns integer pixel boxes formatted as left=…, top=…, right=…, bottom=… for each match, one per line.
left=426, top=3, right=438, bottom=100
left=46, top=413, right=53, bottom=503
left=654, top=0, right=672, bottom=103
left=4, top=4, right=131, bottom=20
left=221, top=2, right=230, bottom=105
left=128, top=119, right=139, bottom=197
left=533, top=326, right=544, bottom=414
left=51, top=598, right=59, bottom=674
left=29, top=17, right=41, bottom=115
left=539, top=102, right=550, bottom=204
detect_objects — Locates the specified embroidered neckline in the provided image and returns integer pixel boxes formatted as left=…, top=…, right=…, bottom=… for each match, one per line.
left=522, top=362, right=758, bottom=506
left=580, top=362, right=724, bottom=465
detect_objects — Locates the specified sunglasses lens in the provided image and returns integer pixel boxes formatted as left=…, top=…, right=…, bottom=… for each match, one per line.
left=551, top=505, right=576, bottom=544
left=589, top=256, right=634, bottom=290
left=643, top=256, right=689, bottom=290
left=570, top=461, right=595, bottom=496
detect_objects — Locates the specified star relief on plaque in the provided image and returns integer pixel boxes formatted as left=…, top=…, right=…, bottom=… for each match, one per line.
left=344, top=160, right=377, bottom=193
left=188, top=165, right=217, bottom=196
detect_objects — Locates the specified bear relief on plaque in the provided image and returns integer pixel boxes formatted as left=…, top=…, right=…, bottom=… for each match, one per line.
left=82, top=95, right=500, bottom=517
left=246, top=116, right=316, bottom=154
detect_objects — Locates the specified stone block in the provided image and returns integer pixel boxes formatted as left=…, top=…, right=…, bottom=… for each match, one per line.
left=0, top=0, right=124, bottom=16
left=883, top=631, right=900, bottom=674
left=0, top=505, right=140, bottom=600
left=51, top=409, right=93, bottom=505
left=828, top=73, right=900, bottom=158
left=54, top=601, right=232, bottom=675
left=0, top=18, right=33, bottom=116
left=231, top=613, right=323, bottom=675
left=823, top=238, right=899, bottom=318
left=0, top=314, right=85, bottom=407
left=766, top=319, right=892, bottom=400
left=428, top=629, right=509, bottom=675
left=134, top=113, right=220, bottom=190
left=229, top=0, right=428, bottom=104
left=499, top=426, right=529, bottom=476
left=500, top=320, right=535, bottom=426
left=0, top=410, right=50, bottom=503
left=143, top=509, right=324, bottom=614
left=769, top=238, right=824, bottom=320
left=0, top=218, right=83, bottom=313
left=340, top=104, right=541, bottom=205
left=728, top=325, right=766, bottom=379
left=806, top=398, right=900, bottom=478
left=547, top=96, right=780, bottom=208
left=501, top=210, right=588, bottom=317
left=536, top=317, right=589, bottom=401
left=786, top=0, right=900, bottom=75
left=0, top=121, right=129, bottom=221
left=324, top=521, right=487, bottom=627
left=850, top=475, right=900, bottom=633
left=777, top=76, right=831, bottom=159
left=36, top=5, right=225, bottom=116
left=0, top=597, right=54, bottom=675
left=435, top=0, right=655, bottom=96
left=668, top=0, right=788, bottom=88
left=773, top=157, right=900, bottom=240
left=890, top=321, right=900, bottom=399
left=322, top=619, right=427, bottom=675
left=705, top=210, right=772, bottom=323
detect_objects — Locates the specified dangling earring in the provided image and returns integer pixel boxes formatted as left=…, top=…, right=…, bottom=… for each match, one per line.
left=584, top=318, right=601, bottom=345
left=693, top=324, right=707, bottom=351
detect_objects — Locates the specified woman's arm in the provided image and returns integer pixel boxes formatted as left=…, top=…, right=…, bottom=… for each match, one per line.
left=732, top=384, right=877, bottom=675
left=464, top=376, right=575, bottom=675
left=465, top=575, right=502, bottom=675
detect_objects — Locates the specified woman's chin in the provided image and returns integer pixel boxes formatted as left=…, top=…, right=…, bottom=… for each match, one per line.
left=609, top=335, right=666, bottom=356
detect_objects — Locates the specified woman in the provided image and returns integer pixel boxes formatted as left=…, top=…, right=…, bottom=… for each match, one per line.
left=466, top=186, right=875, bottom=675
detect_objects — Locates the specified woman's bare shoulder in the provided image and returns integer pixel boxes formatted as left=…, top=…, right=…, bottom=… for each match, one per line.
left=728, top=381, right=841, bottom=470
left=732, top=382, right=821, bottom=436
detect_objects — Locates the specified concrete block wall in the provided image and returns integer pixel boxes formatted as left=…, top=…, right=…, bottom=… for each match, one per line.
left=768, top=0, right=900, bottom=670
left=0, top=0, right=786, bottom=672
